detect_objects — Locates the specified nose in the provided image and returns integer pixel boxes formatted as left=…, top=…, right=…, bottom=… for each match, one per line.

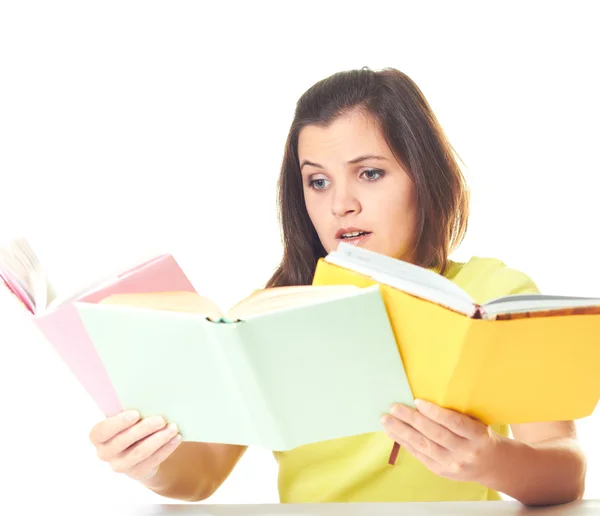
left=331, top=182, right=361, bottom=217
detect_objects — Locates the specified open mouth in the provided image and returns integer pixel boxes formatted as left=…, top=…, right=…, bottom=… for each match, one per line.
left=339, top=231, right=371, bottom=239
left=335, top=228, right=373, bottom=246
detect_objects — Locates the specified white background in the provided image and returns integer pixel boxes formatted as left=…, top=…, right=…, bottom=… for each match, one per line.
left=0, top=0, right=598, bottom=506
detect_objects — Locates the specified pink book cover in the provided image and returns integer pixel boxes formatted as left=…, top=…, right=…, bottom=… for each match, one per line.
left=31, top=254, right=197, bottom=416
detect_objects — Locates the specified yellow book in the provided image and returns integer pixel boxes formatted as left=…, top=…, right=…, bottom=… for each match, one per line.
left=312, top=243, right=600, bottom=425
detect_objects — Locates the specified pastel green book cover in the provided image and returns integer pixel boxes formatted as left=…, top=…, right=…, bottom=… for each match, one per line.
left=75, top=285, right=413, bottom=450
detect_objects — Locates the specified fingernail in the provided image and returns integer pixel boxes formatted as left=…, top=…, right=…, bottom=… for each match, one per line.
left=380, top=414, right=390, bottom=426
left=169, top=434, right=182, bottom=445
left=124, top=410, right=139, bottom=422
left=166, top=423, right=178, bottom=434
left=414, top=399, right=424, bottom=408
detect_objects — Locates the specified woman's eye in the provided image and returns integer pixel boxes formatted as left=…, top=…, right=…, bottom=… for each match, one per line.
left=309, top=178, right=330, bottom=190
left=362, top=169, right=384, bottom=181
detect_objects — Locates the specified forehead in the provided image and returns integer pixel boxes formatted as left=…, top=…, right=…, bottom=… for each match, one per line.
left=297, top=110, right=391, bottom=160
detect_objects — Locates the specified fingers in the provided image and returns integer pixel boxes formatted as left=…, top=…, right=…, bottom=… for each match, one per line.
left=414, top=399, right=483, bottom=439
left=389, top=403, right=464, bottom=449
left=90, top=410, right=183, bottom=482
left=381, top=413, right=449, bottom=464
left=89, top=410, right=141, bottom=445
left=110, top=422, right=181, bottom=477
left=393, top=435, right=444, bottom=475
left=103, top=415, right=169, bottom=457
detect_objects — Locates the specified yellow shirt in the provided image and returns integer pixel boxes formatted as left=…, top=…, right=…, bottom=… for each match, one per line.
left=274, top=256, right=540, bottom=503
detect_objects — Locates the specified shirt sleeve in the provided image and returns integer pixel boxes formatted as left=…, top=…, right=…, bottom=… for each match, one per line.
left=483, top=265, right=541, bottom=302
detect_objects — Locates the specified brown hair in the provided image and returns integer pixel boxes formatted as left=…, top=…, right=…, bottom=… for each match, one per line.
left=266, top=67, right=470, bottom=288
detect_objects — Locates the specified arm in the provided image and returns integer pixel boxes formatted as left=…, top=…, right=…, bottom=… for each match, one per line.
left=479, top=421, right=586, bottom=506
left=141, top=442, right=248, bottom=501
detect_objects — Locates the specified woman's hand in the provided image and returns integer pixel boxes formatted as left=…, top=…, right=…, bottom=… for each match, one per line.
left=381, top=398, right=502, bottom=483
left=89, top=410, right=182, bottom=482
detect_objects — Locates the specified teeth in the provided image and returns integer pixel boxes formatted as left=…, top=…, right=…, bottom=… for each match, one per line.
left=342, top=231, right=366, bottom=238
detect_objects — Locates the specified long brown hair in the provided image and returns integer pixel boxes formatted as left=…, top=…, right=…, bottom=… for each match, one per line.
left=266, top=67, right=470, bottom=288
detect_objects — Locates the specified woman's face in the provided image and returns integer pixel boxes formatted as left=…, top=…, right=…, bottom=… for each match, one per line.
left=298, top=109, right=418, bottom=262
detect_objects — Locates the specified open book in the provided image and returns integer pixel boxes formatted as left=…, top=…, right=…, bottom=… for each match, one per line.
left=313, top=243, right=600, bottom=426
left=0, top=237, right=199, bottom=416
left=74, top=285, right=414, bottom=451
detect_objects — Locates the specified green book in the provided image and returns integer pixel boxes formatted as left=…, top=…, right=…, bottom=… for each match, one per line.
left=74, top=284, right=413, bottom=451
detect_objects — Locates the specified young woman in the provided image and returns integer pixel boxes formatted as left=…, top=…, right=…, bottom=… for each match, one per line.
left=89, top=67, right=587, bottom=505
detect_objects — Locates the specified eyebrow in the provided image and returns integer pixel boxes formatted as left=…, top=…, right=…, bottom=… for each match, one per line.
left=300, top=154, right=388, bottom=170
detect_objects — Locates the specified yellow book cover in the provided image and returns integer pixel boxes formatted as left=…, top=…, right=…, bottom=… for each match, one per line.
left=312, top=243, right=600, bottom=425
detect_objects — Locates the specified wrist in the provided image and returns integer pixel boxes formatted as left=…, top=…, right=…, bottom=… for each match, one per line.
left=138, top=466, right=166, bottom=490
left=476, top=433, right=520, bottom=488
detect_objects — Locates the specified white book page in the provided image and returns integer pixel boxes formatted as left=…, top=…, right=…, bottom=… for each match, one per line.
left=0, top=261, right=36, bottom=312
left=0, top=238, right=54, bottom=313
left=325, top=243, right=476, bottom=316
left=483, top=293, right=600, bottom=317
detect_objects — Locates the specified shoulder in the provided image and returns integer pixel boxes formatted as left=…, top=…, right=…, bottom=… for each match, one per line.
left=444, top=256, right=540, bottom=304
